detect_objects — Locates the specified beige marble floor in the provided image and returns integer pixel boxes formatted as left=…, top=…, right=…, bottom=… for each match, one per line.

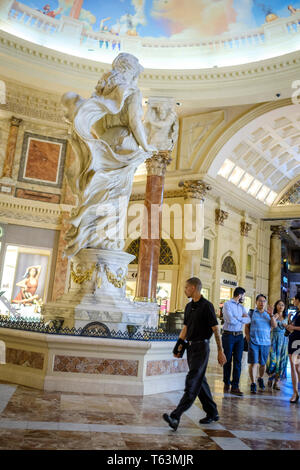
left=0, top=358, right=299, bottom=450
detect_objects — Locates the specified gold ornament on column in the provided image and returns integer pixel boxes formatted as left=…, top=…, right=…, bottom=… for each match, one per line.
left=104, top=265, right=127, bottom=288
left=215, top=209, right=229, bottom=226
left=270, top=225, right=284, bottom=239
left=241, top=221, right=252, bottom=237
left=179, top=180, right=211, bottom=200
left=70, top=263, right=96, bottom=284
left=145, top=151, right=172, bottom=177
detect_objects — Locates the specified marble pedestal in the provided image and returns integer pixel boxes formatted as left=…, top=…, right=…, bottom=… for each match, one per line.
left=42, top=249, right=159, bottom=332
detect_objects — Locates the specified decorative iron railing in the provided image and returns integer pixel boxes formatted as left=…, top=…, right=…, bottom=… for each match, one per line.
left=0, top=316, right=180, bottom=341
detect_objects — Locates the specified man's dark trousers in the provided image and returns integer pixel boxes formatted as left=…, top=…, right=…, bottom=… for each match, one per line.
left=222, top=333, right=244, bottom=388
left=170, top=341, right=218, bottom=421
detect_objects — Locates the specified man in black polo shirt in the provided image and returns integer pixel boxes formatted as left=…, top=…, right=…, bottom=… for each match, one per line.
left=163, top=277, right=227, bottom=431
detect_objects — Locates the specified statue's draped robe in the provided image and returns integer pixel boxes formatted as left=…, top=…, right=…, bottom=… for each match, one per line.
left=65, top=83, right=148, bottom=257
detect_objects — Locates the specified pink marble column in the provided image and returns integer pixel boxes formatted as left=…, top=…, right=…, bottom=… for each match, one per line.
left=61, top=143, right=77, bottom=206
left=135, top=152, right=171, bottom=302
left=51, top=212, right=71, bottom=301
left=268, top=225, right=283, bottom=307
left=69, top=0, right=83, bottom=19
left=2, top=116, right=22, bottom=178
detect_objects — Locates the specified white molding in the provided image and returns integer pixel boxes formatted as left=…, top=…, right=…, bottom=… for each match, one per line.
left=268, top=205, right=300, bottom=219
left=0, top=30, right=300, bottom=107
left=247, top=244, right=258, bottom=256
left=0, top=194, right=72, bottom=229
left=204, top=226, right=217, bottom=239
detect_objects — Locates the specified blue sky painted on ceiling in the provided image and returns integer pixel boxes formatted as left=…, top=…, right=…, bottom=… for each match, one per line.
left=17, top=1, right=300, bottom=38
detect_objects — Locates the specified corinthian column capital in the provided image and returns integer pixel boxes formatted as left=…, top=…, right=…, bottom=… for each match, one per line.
left=10, top=116, right=22, bottom=127
left=215, top=208, right=229, bottom=226
left=145, top=151, right=172, bottom=177
left=179, top=180, right=211, bottom=201
left=270, top=225, right=284, bottom=239
left=241, top=221, right=252, bottom=237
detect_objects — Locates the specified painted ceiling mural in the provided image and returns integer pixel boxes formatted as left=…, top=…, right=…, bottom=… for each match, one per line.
left=1, top=0, right=300, bottom=68
left=8, top=0, right=300, bottom=39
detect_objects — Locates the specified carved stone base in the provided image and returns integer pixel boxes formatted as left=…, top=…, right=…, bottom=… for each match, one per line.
left=42, top=249, right=159, bottom=332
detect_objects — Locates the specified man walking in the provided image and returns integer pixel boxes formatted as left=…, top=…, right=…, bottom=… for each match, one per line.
left=162, top=277, right=227, bottom=431
left=245, top=294, right=277, bottom=394
left=222, top=287, right=250, bottom=396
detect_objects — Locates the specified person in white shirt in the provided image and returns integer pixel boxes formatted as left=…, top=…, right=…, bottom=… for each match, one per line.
left=222, top=287, right=250, bottom=396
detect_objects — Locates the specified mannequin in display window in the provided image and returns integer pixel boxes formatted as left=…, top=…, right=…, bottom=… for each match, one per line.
left=12, top=265, right=41, bottom=304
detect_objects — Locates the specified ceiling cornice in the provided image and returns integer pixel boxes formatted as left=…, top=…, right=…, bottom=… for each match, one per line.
left=1, top=30, right=300, bottom=107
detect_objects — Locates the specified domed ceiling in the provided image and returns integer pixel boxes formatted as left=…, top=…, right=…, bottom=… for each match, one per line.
left=1, top=0, right=300, bottom=68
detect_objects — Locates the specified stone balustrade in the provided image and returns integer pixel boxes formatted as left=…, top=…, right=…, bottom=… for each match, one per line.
left=2, top=3, right=300, bottom=68
left=9, top=1, right=60, bottom=34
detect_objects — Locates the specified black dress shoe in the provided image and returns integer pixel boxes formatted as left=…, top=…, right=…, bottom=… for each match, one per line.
left=199, top=415, right=220, bottom=424
left=163, top=413, right=179, bottom=431
left=230, top=387, right=244, bottom=396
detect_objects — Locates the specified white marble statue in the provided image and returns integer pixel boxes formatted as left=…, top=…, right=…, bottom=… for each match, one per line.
left=144, top=98, right=179, bottom=151
left=61, top=53, right=154, bottom=257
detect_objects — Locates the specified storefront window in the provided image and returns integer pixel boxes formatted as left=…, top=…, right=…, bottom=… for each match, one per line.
left=219, top=286, right=232, bottom=324
left=125, top=280, right=172, bottom=315
left=202, top=287, right=210, bottom=299
left=0, top=245, right=51, bottom=317
left=220, top=286, right=232, bottom=302
left=244, top=296, right=252, bottom=310
left=125, top=281, right=136, bottom=301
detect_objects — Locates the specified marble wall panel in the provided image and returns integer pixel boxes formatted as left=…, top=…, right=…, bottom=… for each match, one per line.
left=53, top=355, right=139, bottom=376
left=18, top=133, right=67, bottom=188
left=15, top=188, right=60, bottom=204
left=6, top=347, right=44, bottom=370
left=51, top=212, right=70, bottom=300
left=146, top=358, right=188, bottom=376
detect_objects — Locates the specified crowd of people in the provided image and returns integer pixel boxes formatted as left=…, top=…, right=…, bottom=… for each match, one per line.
left=163, top=279, right=300, bottom=431
left=222, top=288, right=300, bottom=402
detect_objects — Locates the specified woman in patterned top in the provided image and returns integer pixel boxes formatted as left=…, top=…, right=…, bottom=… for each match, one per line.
left=266, top=300, right=289, bottom=390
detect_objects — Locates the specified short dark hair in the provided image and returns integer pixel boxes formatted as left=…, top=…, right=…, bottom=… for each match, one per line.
left=186, top=277, right=202, bottom=292
left=256, top=294, right=267, bottom=301
left=295, top=293, right=300, bottom=302
left=233, top=287, right=246, bottom=297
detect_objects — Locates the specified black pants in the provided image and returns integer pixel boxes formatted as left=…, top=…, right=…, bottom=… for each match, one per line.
left=171, top=341, right=218, bottom=421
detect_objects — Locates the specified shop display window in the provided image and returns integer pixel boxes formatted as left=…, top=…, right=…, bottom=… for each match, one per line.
left=202, top=287, right=210, bottom=300
left=220, top=286, right=232, bottom=302
left=125, top=280, right=172, bottom=315
left=0, top=245, right=51, bottom=317
left=244, top=296, right=252, bottom=310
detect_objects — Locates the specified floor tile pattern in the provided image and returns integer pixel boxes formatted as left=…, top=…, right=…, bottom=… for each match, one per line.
left=0, top=358, right=299, bottom=450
